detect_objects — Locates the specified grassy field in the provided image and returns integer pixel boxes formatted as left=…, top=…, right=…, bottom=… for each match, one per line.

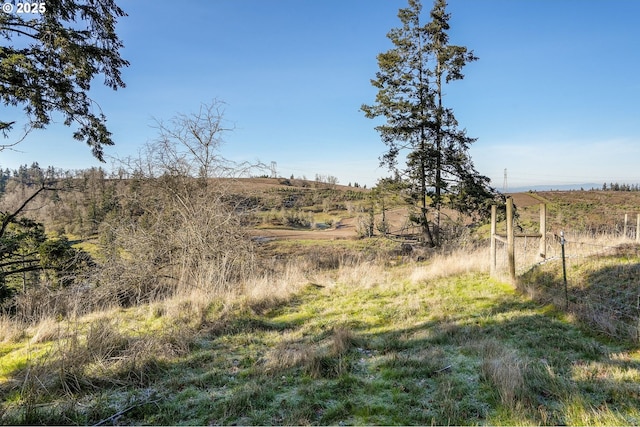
left=511, top=190, right=640, bottom=235
left=1, top=241, right=640, bottom=425
left=2, top=187, right=640, bottom=425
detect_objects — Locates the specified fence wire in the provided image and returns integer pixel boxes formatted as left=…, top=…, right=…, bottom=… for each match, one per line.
left=495, top=231, right=640, bottom=342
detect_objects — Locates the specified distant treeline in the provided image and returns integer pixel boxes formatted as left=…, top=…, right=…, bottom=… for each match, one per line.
left=0, top=163, right=369, bottom=236
left=598, top=183, right=640, bottom=192
left=0, top=162, right=136, bottom=194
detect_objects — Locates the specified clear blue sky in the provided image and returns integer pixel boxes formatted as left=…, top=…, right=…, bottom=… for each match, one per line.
left=2, top=0, right=640, bottom=189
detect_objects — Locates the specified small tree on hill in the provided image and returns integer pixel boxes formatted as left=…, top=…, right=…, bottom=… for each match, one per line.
left=362, top=0, right=500, bottom=247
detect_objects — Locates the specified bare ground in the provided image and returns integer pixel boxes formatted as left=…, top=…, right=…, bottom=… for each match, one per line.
left=250, top=207, right=414, bottom=241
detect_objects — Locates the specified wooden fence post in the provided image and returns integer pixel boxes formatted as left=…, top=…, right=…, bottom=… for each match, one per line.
left=506, top=197, right=516, bottom=285
left=637, top=214, right=640, bottom=243
left=490, top=205, right=496, bottom=277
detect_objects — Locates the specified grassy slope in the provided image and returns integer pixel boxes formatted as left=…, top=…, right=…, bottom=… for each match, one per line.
left=3, top=189, right=640, bottom=424
left=2, top=265, right=640, bottom=425
left=511, top=190, right=640, bottom=234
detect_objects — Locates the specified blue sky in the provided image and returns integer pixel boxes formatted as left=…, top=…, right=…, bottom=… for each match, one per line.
left=2, top=0, right=640, bottom=189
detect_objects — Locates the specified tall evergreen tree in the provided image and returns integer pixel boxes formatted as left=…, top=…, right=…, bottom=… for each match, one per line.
left=362, top=0, right=498, bottom=246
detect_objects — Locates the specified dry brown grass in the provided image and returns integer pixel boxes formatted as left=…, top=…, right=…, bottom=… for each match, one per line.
left=2, top=241, right=494, bottom=419
left=29, top=317, right=65, bottom=344
left=0, top=315, right=24, bottom=343
left=244, top=260, right=312, bottom=305
left=409, top=246, right=488, bottom=283
left=85, top=318, right=131, bottom=360
left=330, top=326, right=357, bottom=355
left=305, top=326, right=356, bottom=379
left=479, top=339, right=527, bottom=410
left=245, top=242, right=491, bottom=308
left=2, top=300, right=204, bottom=410
left=336, top=259, right=393, bottom=289
left=160, top=290, right=213, bottom=329
left=263, top=326, right=357, bottom=379
left=487, top=229, right=637, bottom=279
left=5, top=242, right=491, bottom=352
left=264, top=333, right=313, bottom=373
left=547, top=231, right=632, bottom=259
left=518, top=232, right=640, bottom=341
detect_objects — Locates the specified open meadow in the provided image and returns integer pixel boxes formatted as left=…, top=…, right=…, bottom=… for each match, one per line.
left=3, top=1, right=640, bottom=424
left=1, top=178, right=640, bottom=425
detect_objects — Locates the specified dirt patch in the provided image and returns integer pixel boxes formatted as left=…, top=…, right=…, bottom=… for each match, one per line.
left=250, top=216, right=359, bottom=241
left=250, top=227, right=355, bottom=241
left=250, top=208, right=414, bottom=241
left=509, top=192, right=548, bottom=208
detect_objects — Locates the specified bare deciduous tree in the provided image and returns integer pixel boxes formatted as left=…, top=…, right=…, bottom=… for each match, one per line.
left=94, top=101, right=262, bottom=305
left=151, top=100, right=241, bottom=179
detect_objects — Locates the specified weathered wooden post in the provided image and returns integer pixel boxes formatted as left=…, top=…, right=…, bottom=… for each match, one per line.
left=539, top=203, right=546, bottom=259
left=636, top=214, right=640, bottom=243
left=506, top=197, right=516, bottom=285
left=490, top=205, right=497, bottom=276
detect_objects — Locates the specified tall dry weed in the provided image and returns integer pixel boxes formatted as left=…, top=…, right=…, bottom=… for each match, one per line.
left=410, top=247, right=488, bottom=283
left=336, top=260, right=391, bottom=289
left=543, top=231, right=633, bottom=261
left=504, top=231, right=637, bottom=276
left=263, top=326, right=356, bottom=378
left=85, top=318, right=131, bottom=361
left=244, top=260, right=311, bottom=305
left=12, top=287, right=76, bottom=324
left=330, top=326, right=357, bottom=355
left=0, top=315, right=24, bottom=343
left=304, top=326, right=356, bottom=379
left=479, top=340, right=526, bottom=409
left=29, top=317, right=65, bottom=344
left=264, top=335, right=313, bottom=373
left=160, top=289, right=215, bottom=328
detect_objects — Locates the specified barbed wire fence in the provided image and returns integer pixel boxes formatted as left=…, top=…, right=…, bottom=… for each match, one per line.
left=491, top=198, right=640, bottom=342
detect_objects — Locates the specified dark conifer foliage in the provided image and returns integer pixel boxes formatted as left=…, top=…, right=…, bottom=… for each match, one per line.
left=0, top=0, right=129, bottom=159
left=362, top=0, right=501, bottom=246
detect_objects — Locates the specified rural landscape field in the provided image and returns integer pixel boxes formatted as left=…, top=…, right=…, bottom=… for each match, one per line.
left=1, top=168, right=640, bottom=425
left=2, top=0, right=640, bottom=425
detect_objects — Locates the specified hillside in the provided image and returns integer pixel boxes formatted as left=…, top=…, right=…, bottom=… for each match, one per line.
left=509, top=190, right=640, bottom=236
left=4, top=170, right=640, bottom=244
left=2, top=253, right=640, bottom=425
left=2, top=175, right=640, bottom=424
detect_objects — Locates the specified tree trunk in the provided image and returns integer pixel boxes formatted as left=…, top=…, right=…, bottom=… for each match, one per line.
left=434, top=54, right=443, bottom=247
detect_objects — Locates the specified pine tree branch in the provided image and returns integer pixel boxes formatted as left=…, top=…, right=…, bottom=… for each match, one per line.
left=0, top=183, right=55, bottom=238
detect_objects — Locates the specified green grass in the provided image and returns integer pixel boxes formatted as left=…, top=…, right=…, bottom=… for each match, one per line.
left=63, top=233, right=101, bottom=258
left=2, top=264, right=640, bottom=425
left=520, top=248, right=640, bottom=342
left=0, top=343, right=51, bottom=382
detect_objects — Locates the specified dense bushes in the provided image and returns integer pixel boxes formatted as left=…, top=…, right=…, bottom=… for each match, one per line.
left=0, top=102, right=260, bottom=321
